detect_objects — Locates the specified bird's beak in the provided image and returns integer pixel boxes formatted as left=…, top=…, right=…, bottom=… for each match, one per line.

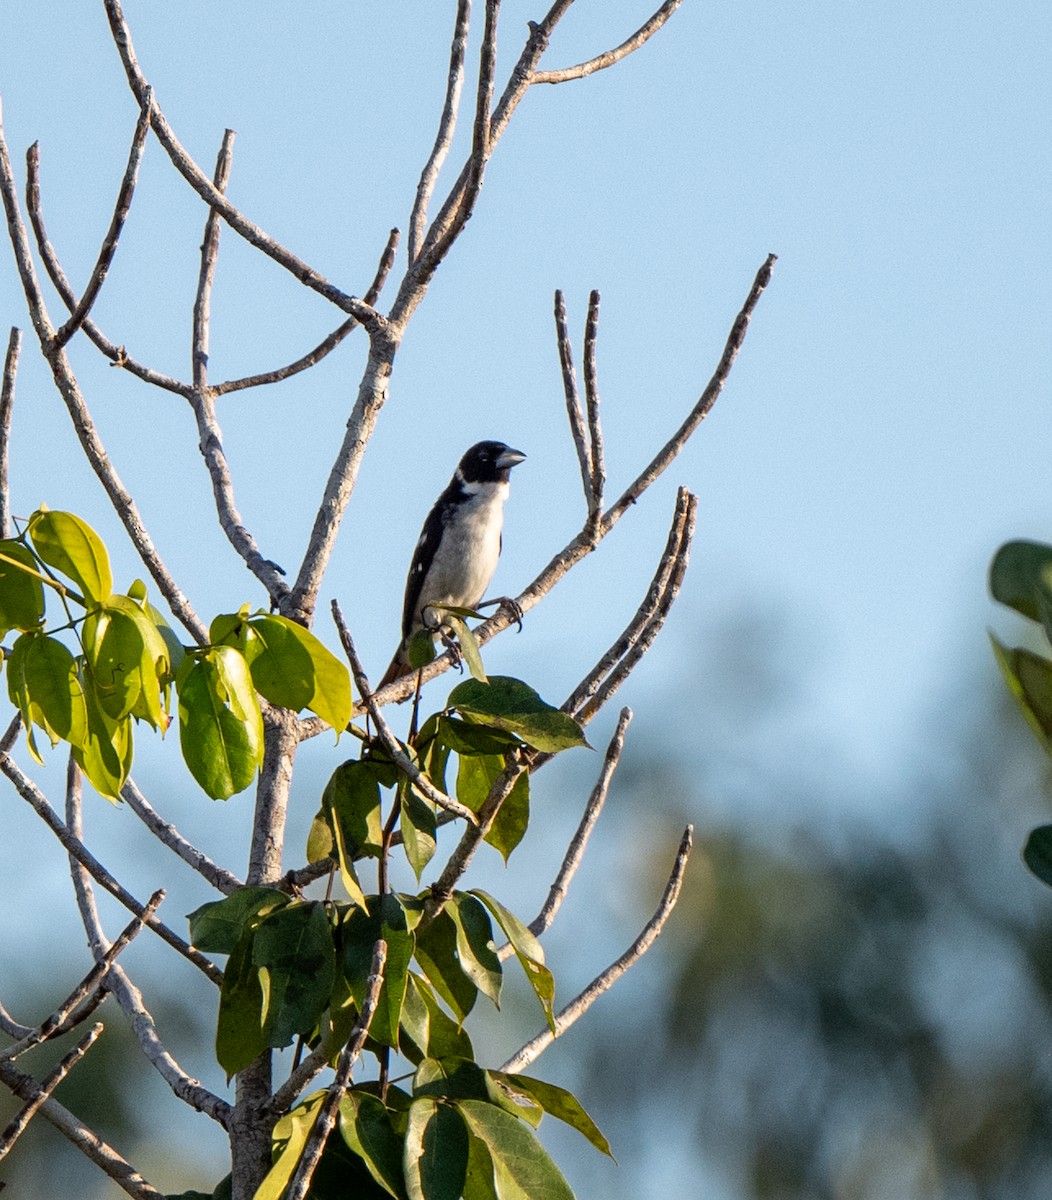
left=497, top=447, right=527, bottom=470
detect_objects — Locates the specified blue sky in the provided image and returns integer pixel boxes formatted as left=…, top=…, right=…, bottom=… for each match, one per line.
left=2, top=2, right=1052, bottom=1193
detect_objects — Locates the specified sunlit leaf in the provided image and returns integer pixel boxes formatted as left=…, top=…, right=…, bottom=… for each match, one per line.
left=177, top=646, right=263, bottom=798
left=401, top=784, right=437, bottom=880
left=247, top=613, right=352, bottom=734
left=73, top=666, right=133, bottom=802
left=404, top=1098, right=468, bottom=1200
left=487, top=1071, right=613, bottom=1156
left=455, top=1100, right=574, bottom=1200
left=0, top=539, right=45, bottom=636
left=447, top=895, right=501, bottom=1007
left=470, top=890, right=555, bottom=1033
left=448, top=676, right=588, bottom=753
left=443, top=614, right=487, bottom=684
left=28, top=508, right=112, bottom=604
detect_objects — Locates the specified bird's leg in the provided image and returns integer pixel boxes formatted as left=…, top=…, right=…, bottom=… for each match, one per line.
left=477, top=595, right=524, bottom=632
left=438, top=628, right=464, bottom=670
left=409, top=669, right=424, bottom=743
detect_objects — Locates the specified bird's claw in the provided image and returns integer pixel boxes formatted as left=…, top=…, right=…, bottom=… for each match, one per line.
left=479, top=595, right=524, bottom=633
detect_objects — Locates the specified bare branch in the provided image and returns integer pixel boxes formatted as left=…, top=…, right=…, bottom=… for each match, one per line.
left=561, top=486, right=697, bottom=727
left=25, top=142, right=188, bottom=394
left=409, top=0, right=471, bottom=265
left=500, top=824, right=693, bottom=1073
left=582, top=288, right=605, bottom=524
left=285, top=941, right=387, bottom=1197
left=532, top=0, right=684, bottom=85
left=554, top=290, right=594, bottom=513
left=53, top=91, right=153, bottom=349
left=102, top=0, right=385, bottom=327
left=518, top=707, right=632, bottom=951
left=1, top=890, right=163, bottom=1062
left=121, top=778, right=243, bottom=894
left=0, top=1024, right=103, bottom=1162
left=0, top=326, right=21, bottom=537
left=65, top=761, right=232, bottom=1127
left=212, top=227, right=400, bottom=397
left=0, top=747, right=222, bottom=984
left=331, top=600, right=479, bottom=824
left=191, top=129, right=234, bottom=389
left=0, top=114, right=207, bottom=641
left=0, top=1056, right=166, bottom=1199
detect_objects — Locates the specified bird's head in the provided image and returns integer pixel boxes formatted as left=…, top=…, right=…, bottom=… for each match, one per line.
left=458, top=440, right=527, bottom=485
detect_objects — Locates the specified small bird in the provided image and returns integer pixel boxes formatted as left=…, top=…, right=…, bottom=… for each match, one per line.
left=378, top=440, right=526, bottom=689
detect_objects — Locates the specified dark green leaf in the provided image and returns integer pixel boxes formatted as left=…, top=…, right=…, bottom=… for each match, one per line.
left=990, top=540, right=1052, bottom=622
left=455, top=1099, right=574, bottom=1200
left=461, top=1128, right=498, bottom=1200
left=341, top=895, right=413, bottom=1048
left=488, top=1071, right=613, bottom=1156
left=401, top=784, right=437, bottom=880
left=187, top=886, right=290, bottom=954
left=252, top=901, right=336, bottom=1049
left=407, top=628, right=438, bottom=671
left=448, top=895, right=501, bottom=1007
left=470, top=890, right=555, bottom=1033
left=991, top=635, right=1052, bottom=754
left=456, top=753, right=530, bottom=863
left=1023, top=824, right=1052, bottom=889
left=448, top=676, right=589, bottom=753
left=215, top=927, right=267, bottom=1078
left=404, top=1098, right=468, bottom=1200
left=28, top=508, right=112, bottom=603
left=444, top=614, right=487, bottom=684
left=0, top=539, right=44, bottom=636
left=400, top=974, right=475, bottom=1064
left=414, top=1057, right=490, bottom=1102
left=323, top=760, right=384, bottom=909
left=414, top=910, right=477, bottom=1023
left=338, top=1091, right=408, bottom=1199
left=177, top=646, right=263, bottom=799
left=438, top=716, right=518, bottom=757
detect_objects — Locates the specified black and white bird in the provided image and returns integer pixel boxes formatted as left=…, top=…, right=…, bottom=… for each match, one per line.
left=378, top=440, right=526, bottom=689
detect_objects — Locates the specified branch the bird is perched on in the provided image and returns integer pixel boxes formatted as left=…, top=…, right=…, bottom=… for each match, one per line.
left=378, top=440, right=526, bottom=688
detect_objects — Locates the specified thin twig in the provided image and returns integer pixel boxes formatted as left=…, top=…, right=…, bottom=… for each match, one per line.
left=284, top=941, right=387, bottom=1196
left=0, top=1024, right=103, bottom=1162
left=532, top=0, right=684, bottom=84
left=54, top=91, right=153, bottom=349
left=500, top=706, right=631, bottom=960
left=121, top=779, right=242, bottom=894
left=0, top=748, right=222, bottom=984
left=187, top=133, right=290, bottom=603
left=500, top=824, right=693, bottom=1073
left=554, top=291, right=593, bottom=513
left=212, top=227, right=398, bottom=396
left=582, top=288, right=605, bottom=528
left=331, top=600, right=478, bottom=824
left=25, top=142, right=188, bottom=394
left=0, top=1056, right=166, bottom=1199
left=65, top=759, right=232, bottom=1127
left=0, top=117, right=207, bottom=641
left=103, top=0, right=385, bottom=326
left=1, top=891, right=163, bottom=1062
left=409, top=0, right=471, bottom=265
left=0, top=326, right=21, bottom=536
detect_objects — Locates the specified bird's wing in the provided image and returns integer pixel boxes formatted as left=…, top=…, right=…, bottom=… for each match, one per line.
left=400, top=489, right=455, bottom=638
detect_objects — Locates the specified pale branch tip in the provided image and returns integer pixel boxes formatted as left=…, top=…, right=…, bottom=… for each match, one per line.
left=531, top=0, right=685, bottom=86
left=500, top=823, right=694, bottom=1074
left=0, top=326, right=21, bottom=537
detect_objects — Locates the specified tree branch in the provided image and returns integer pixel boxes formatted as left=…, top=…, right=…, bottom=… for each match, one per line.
left=53, top=90, right=153, bottom=350
left=553, top=290, right=593, bottom=514
left=531, top=0, right=685, bottom=85
left=500, top=824, right=693, bottom=1073
left=65, top=760, right=232, bottom=1127
left=0, top=326, right=21, bottom=537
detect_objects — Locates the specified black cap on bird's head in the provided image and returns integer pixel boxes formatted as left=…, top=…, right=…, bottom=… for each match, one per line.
left=457, top=440, right=527, bottom=484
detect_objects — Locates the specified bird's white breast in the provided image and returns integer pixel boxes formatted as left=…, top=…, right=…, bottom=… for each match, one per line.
left=419, top=479, right=508, bottom=624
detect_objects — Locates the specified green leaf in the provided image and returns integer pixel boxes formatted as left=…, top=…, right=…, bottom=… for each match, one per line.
left=1023, top=824, right=1052, bottom=889
left=187, top=886, right=290, bottom=954
left=488, top=1072, right=613, bottom=1156
left=443, top=614, right=487, bottom=684
left=407, top=629, right=438, bottom=671
left=338, top=1091, right=408, bottom=1199
left=414, top=1057, right=490, bottom=1102
left=414, top=910, right=477, bottom=1024
left=456, top=753, right=530, bottom=862
left=470, top=890, right=555, bottom=1033
left=448, top=676, right=588, bottom=754
left=401, top=784, right=437, bottom=880
left=253, top=901, right=336, bottom=1049
left=437, top=716, right=518, bottom=757
left=322, top=760, right=384, bottom=909
left=82, top=595, right=170, bottom=726
left=177, top=646, right=263, bottom=798
left=28, top=509, right=112, bottom=604
left=255, top=1094, right=322, bottom=1200
left=990, top=540, right=1052, bottom=623
left=404, top=1098, right=468, bottom=1200
left=247, top=613, right=352, bottom=734
left=215, top=926, right=267, bottom=1077
left=73, top=667, right=133, bottom=801
left=400, top=974, right=475, bottom=1065
left=340, top=895, right=413, bottom=1048
left=7, top=632, right=87, bottom=752
left=991, top=635, right=1052, bottom=754
left=0, top=539, right=45, bottom=636
left=462, top=1128, right=499, bottom=1200
left=455, top=1099, right=574, bottom=1200
left=448, top=895, right=501, bottom=1007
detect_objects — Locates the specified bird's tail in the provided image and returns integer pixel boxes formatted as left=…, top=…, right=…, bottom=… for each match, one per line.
left=376, top=648, right=418, bottom=691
